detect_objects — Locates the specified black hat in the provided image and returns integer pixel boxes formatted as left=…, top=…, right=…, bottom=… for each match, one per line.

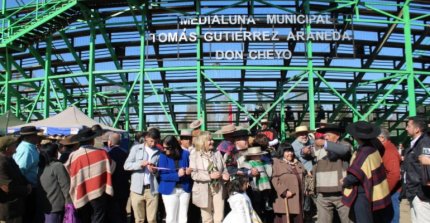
left=316, top=124, right=344, bottom=134
left=71, top=127, right=102, bottom=142
left=231, top=129, right=250, bottom=138
left=346, top=121, right=380, bottom=139
left=279, top=143, right=294, bottom=153
left=19, top=126, right=43, bottom=136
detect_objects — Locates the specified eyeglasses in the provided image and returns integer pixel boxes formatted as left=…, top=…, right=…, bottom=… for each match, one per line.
left=163, top=146, right=172, bottom=150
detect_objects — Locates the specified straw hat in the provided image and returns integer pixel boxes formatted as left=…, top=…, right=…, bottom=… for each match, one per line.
left=293, top=126, right=313, bottom=135
left=189, top=119, right=203, bottom=129
left=215, top=124, right=237, bottom=135
left=245, top=146, right=268, bottom=156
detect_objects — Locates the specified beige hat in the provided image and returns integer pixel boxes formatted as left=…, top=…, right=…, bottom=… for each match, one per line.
left=215, top=124, right=237, bottom=135
left=179, top=129, right=192, bottom=137
left=293, top=126, right=313, bottom=135
left=245, top=146, right=268, bottom=156
left=189, top=119, right=202, bottom=129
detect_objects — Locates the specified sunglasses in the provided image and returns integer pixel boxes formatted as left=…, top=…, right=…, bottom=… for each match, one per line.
left=163, top=146, right=172, bottom=150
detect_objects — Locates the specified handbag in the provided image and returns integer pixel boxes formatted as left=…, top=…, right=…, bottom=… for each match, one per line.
left=63, top=203, right=80, bottom=223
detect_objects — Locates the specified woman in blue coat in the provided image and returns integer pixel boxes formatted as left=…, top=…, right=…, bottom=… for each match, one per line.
left=158, top=135, right=192, bottom=223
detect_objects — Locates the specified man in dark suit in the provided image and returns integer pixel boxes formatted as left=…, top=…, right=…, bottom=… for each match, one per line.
left=0, top=136, right=32, bottom=223
left=404, top=116, right=430, bottom=222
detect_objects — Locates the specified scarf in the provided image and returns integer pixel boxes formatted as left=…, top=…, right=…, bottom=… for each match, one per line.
left=248, top=160, right=271, bottom=191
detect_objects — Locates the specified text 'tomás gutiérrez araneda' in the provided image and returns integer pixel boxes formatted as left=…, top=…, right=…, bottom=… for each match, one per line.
left=148, top=14, right=352, bottom=60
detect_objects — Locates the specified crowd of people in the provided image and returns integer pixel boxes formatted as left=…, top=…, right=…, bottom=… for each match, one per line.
left=0, top=115, right=429, bottom=223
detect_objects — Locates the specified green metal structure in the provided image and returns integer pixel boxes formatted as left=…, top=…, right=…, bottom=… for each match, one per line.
left=1, top=0, right=429, bottom=142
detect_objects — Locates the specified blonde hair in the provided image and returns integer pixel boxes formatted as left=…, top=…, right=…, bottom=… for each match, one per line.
left=194, top=131, right=212, bottom=152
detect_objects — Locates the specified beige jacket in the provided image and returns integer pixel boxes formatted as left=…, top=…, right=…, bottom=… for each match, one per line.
left=190, top=150, right=227, bottom=208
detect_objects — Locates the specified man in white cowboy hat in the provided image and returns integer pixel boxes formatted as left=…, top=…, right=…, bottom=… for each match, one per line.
left=257, top=118, right=279, bottom=147
left=179, top=129, right=193, bottom=152
left=313, top=123, right=352, bottom=223
left=13, top=126, right=44, bottom=222
left=291, top=126, right=315, bottom=172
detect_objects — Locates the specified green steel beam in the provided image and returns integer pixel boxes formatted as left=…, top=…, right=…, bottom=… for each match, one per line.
left=248, top=74, right=307, bottom=131
left=145, top=71, right=179, bottom=135
left=204, top=0, right=248, bottom=15
left=43, top=36, right=52, bottom=118
left=113, top=73, right=140, bottom=128
left=88, top=21, right=95, bottom=118
left=28, top=45, right=75, bottom=106
left=403, top=1, right=416, bottom=116
left=0, top=0, right=77, bottom=47
left=49, top=80, right=63, bottom=110
left=305, top=0, right=315, bottom=130
left=27, top=82, right=45, bottom=123
left=361, top=75, right=407, bottom=120
left=138, top=8, right=146, bottom=131
left=196, top=0, right=206, bottom=130
left=330, top=5, right=404, bottom=121
left=146, top=10, right=177, bottom=131
left=201, top=71, right=259, bottom=126
left=0, top=66, right=412, bottom=86
left=4, top=47, right=10, bottom=112
left=314, top=71, right=363, bottom=119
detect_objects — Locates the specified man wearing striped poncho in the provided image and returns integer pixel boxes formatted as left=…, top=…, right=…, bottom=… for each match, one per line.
left=65, top=128, right=115, bottom=223
left=341, top=121, right=392, bottom=223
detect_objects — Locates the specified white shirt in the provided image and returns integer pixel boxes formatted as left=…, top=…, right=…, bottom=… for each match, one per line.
left=410, top=133, right=422, bottom=149
left=144, top=145, right=158, bottom=185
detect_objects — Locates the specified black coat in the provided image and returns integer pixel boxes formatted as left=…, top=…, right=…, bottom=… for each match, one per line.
left=404, top=134, right=430, bottom=201
left=0, top=154, right=28, bottom=220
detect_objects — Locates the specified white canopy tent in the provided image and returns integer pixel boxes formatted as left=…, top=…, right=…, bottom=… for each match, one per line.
left=8, top=106, right=125, bottom=135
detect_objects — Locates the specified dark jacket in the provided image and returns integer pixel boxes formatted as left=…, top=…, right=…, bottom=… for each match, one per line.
left=108, top=146, right=130, bottom=199
left=404, top=134, right=430, bottom=201
left=0, top=154, right=28, bottom=220
left=38, top=161, right=72, bottom=213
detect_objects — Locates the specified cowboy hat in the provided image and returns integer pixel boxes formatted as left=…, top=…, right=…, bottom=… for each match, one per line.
left=19, top=126, right=43, bottom=136
left=59, top=135, right=79, bottom=146
left=71, top=128, right=102, bottom=143
left=0, top=136, right=19, bottom=152
left=179, top=129, right=193, bottom=137
left=189, top=119, right=202, bottom=129
left=215, top=124, right=237, bottom=135
left=245, top=146, right=268, bottom=156
left=231, top=129, right=251, bottom=138
left=346, top=121, right=381, bottom=139
left=293, top=126, right=313, bottom=135
left=316, top=124, right=344, bottom=134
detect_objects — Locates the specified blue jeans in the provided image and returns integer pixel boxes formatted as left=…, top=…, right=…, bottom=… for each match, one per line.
left=390, top=191, right=400, bottom=223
